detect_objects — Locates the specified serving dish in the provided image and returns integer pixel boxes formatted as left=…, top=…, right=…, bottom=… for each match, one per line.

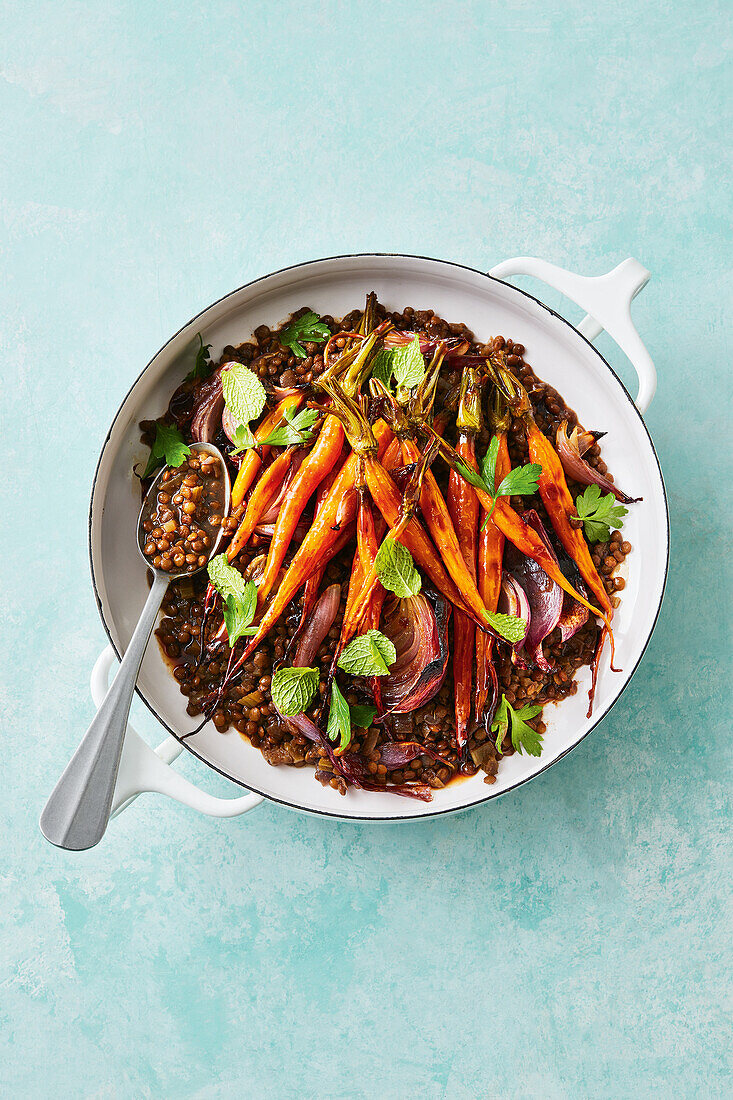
left=88, top=254, right=668, bottom=825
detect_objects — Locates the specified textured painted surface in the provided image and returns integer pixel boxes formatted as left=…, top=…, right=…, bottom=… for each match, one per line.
left=2, top=1, right=731, bottom=1096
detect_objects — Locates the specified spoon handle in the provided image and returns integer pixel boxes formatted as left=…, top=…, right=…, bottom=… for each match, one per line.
left=40, top=572, right=170, bottom=850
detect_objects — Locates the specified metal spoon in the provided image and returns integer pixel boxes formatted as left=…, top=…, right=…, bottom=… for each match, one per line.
left=40, top=442, right=231, bottom=851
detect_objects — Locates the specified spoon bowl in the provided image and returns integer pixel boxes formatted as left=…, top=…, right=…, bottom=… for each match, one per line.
left=40, top=441, right=231, bottom=850
left=137, top=441, right=231, bottom=578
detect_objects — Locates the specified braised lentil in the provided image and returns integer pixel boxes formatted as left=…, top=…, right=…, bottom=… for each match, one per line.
left=141, top=451, right=225, bottom=574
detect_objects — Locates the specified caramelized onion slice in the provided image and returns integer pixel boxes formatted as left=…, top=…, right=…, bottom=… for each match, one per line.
left=511, top=510, right=564, bottom=672
left=498, top=573, right=530, bottom=667
left=380, top=591, right=451, bottom=714
left=556, top=421, right=641, bottom=504
left=191, top=367, right=225, bottom=443
left=293, top=583, right=341, bottom=668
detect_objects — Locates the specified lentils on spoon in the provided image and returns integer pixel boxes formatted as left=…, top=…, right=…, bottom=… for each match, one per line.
left=141, top=449, right=225, bottom=574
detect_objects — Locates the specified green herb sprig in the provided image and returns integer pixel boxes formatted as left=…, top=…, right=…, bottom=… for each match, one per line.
left=326, top=681, right=352, bottom=752
left=279, top=311, right=331, bottom=358
left=338, top=630, right=396, bottom=677
left=207, top=555, right=258, bottom=647
left=491, top=695, right=544, bottom=757
left=370, top=335, right=425, bottom=392
left=374, top=537, right=422, bottom=598
left=231, top=406, right=320, bottom=455
left=461, top=435, right=542, bottom=530
left=271, top=666, right=320, bottom=717
left=350, top=704, right=377, bottom=730
left=221, top=361, right=267, bottom=427
left=143, top=422, right=191, bottom=478
left=185, top=333, right=212, bottom=382
left=575, top=484, right=628, bottom=543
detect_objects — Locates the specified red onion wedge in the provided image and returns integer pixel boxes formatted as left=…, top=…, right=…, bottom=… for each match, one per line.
left=281, top=711, right=322, bottom=743
left=556, top=421, right=641, bottom=504
left=190, top=366, right=224, bottom=443
left=221, top=403, right=240, bottom=445
left=254, top=520, right=310, bottom=543
left=275, top=585, right=341, bottom=744
left=293, top=583, right=341, bottom=667
left=378, top=741, right=452, bottom=770
left=498, top=573, right=530, bottom=667
left=510, top=511, right=564, bottom=672
left=558, top=585, right=590, bottom=642
left=380, top=590, right=451, bottom=714
left=524, top=509, right=589, bottom=645
left=338, top=753, right=434, bottom=801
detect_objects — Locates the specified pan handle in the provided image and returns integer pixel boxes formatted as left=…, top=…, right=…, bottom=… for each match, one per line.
left=91, top=646, right=264, bottom=822
left=488, top=257, right=656, bottom=414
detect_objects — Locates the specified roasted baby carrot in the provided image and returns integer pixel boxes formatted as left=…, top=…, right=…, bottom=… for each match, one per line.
left=221, top=420, right=394, bottom=683
left=230, top=392, right=303, bottom=508
left=446, top=367, right=482, bottom=752
left=488, top=357, right=613, bottom=617
left=256, top=413, right=345, bottom=603
left=226, top=447, right=296, bottom=561
left=474, top=410, right=512, bottom=724
left=426, top=424, right=605, bottom=620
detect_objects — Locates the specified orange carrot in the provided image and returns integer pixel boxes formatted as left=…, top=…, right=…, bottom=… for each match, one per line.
left=474, top=432, right=511, bottom=722
left=446, top=367, right=482, bottom=751
left=256, top=414, right=345, bottom=603
left=230, top=392, right=303, bottom=508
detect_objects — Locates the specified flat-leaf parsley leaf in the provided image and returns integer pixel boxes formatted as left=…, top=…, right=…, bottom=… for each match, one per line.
left=143, top=422, right=191, bottom=478
left=491, top=695, right=544, bottom=757
left=575, top=484, right=628, bottom=543
left=279, top=311, right=331, bottom=358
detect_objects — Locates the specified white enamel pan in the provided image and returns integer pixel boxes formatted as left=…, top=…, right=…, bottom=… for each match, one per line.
left=87, top=254, right=669, bottom=825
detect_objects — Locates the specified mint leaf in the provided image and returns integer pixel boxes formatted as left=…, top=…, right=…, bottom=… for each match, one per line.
left=370, top=348, right=395, bottom=388
left=375, top=537, right=422, bottom=598
left=223, top=590, right=258, bottom=648
left=185, top=332, right=212, bottom=382
left=271, top=665, right=320, bottom=717
left=495, top=463, right=542, bottom=499
left=350, top=704, right=377, bottom=729
left=391, top=335, right=425, bottom=390
left=338, top=630, right=396, bottom=677
left=369, top=335, right=424, bottom=391
left=221, top=361, right=267, bottom=426
left=207, top=555, right=248, bottom=601
left=259, top=406, right=319, bottom=447
left=575, top=485, right=628, bottom=543
left=486, top=611, right=527, bottom=645
left=326, top=680, right=351, bottom=752
left=279, top=311, right=331, bottom=358
left=143, top=422, right=191, bottom=478
left=492, top=695, right=543, bottom=756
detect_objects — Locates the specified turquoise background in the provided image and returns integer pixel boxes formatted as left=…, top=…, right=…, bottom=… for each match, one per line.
left=2, top=1, right=730, bottom=1096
